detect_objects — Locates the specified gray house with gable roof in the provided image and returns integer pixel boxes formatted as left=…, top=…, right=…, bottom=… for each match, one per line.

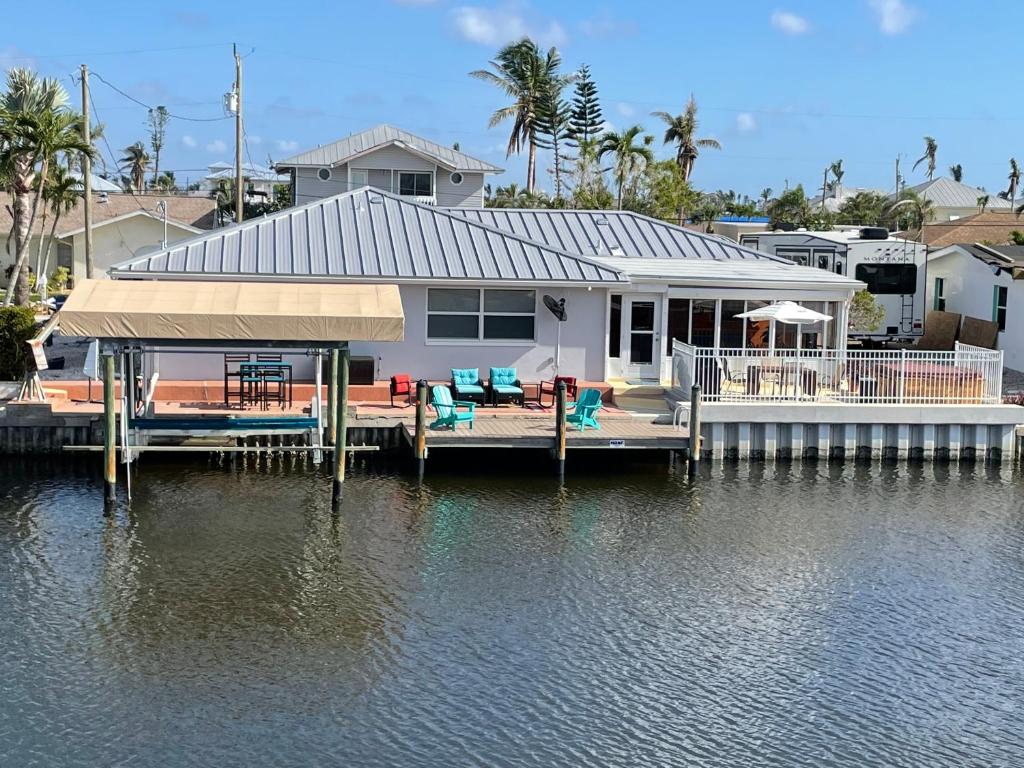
left=275, top=124, right=503, bottom=209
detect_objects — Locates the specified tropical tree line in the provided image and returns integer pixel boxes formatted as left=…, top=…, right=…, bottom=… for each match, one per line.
left=0, top=68, right=92, bottom=306
left=472, top=38, right=722, bottom=221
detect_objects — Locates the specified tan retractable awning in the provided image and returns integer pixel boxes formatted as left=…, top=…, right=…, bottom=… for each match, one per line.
left=59, top=279, right=404, bottom=343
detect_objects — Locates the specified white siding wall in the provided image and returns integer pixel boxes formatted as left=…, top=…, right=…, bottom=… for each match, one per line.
left=927, top=249, right=1021, bottom=368
left=294, top=164, right=350, bottom=205
left=71, top=218, right=198, bottom=282
left=435, top=170, right=484, bottom=208
left=350, top=284, right=608, bottom=381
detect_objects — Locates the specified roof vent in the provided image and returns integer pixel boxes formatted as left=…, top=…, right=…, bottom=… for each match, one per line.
left=859, top=227, right=889, bottom=240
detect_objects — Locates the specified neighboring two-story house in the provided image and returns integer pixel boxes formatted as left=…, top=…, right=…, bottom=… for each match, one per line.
left=274, top=124, right=503, bottom=209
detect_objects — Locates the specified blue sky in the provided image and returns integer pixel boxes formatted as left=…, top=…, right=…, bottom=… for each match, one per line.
left=3, top=0, right=1023, bottom=198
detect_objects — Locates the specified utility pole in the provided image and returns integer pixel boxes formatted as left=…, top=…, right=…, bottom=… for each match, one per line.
left=895, top=155, right=901, bottom=199
left=81, top=64, right=94, bottom=279
left=234, top=44, right=243, bottom=225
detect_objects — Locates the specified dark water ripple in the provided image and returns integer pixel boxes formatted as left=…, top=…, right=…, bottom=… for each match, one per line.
left=1, top=457, right=1023, bottom=766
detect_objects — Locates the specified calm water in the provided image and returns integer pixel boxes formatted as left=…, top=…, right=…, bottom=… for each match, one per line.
left=1, top=455, right=1023, bottom=767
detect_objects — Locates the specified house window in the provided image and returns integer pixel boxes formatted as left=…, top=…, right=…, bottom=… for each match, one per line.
left=993, top=285, right=1008, bottom=331
left=855, top=264, right=917, bottom=295
left=450, top=172, right=464, bottom=186
left=398, top=172, right=432, bottom=197
left=933, top=277, right=946, bottom=311
left=427, top=288, right=535, bottom=341
left=777, top=248, right=811, bottom=266
left=317, top=168, right=332, bottom=181
left=350, top=169, right=368, bottom=189
left=666, top=298, right=690, bottom=354
left=609, top=294, right=622, bottom=357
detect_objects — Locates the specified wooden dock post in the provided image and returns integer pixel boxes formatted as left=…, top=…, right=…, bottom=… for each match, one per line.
left=555, top=380, right=567, bottom=478
left=414, top=379, right=427, bottom=481
left=331, top=347, right=349, bottom=509
left=326, top=348, right=338, bottom=445
left=102, top=349, right=116, bottom=504
left=687, top=384, right=701, bottom=475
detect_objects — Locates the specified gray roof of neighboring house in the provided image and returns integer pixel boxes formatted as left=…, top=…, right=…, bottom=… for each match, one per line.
left=895, top=177, right=1012, bottom=209
left=108, top=188, right=626, bottom=285
left=950, top=243, right=1024, bottom=268
left=445, top=208, right=793, bottom=263
left=275, top=124, right=503, bottom=173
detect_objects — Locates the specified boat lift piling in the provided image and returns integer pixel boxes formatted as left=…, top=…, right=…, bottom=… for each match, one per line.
left=687, top=384, right=701, bottom=475
left=331, top=346, right=350, bottom=510
left=101, top=348, right=116, bottom=505
left=414, top=379, right=428, bottom=480
left=555, top=380, right=567, bottom=478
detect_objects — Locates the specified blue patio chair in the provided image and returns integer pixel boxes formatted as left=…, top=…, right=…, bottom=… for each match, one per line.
left=450, top=368, right=486, bottom=403
left=566, top=388, right=603, bottom=431
left=430, top=385, right=476, bottom=430
left=487, top=366, right=524, bottom=406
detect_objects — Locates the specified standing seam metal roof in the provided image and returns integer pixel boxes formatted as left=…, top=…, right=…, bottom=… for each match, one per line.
left=108, top=189, right=627, bottom=285
left=446, top=208, right=793, bottom=263
left=897, top=177, right=1012, bottom=209
left=274, top=124, right=503, bottom=173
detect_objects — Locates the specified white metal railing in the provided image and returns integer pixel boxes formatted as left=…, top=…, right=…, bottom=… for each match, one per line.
left=671, top=339, right=1003, bottom=405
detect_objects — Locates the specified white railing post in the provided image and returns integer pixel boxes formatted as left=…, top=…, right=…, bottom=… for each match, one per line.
left=898, top=348, right=907, bottom=404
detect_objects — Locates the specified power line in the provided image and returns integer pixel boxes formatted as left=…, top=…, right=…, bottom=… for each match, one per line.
left=91, top=72, right=230, bottom=123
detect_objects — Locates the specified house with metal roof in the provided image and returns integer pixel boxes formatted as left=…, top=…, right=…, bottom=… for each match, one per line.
left=890, top=177, right=1012, bottom=222
left=107, top=187, right=862, bottom=384
left=275, top=124, right=503, bottom=210
left=927, top=242, right=1022, bottom=368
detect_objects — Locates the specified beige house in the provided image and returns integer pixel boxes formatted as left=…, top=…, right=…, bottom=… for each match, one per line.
left=1, top=193, right=216, bottom=289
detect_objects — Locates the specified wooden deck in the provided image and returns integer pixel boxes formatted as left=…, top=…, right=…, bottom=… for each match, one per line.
left=400, top=413, right=689, bottom=450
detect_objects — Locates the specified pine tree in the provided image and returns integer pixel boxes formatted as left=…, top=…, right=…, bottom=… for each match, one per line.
left=568, top=64, right=603, bottom=146
left=536, top=85, right=573, bottom=200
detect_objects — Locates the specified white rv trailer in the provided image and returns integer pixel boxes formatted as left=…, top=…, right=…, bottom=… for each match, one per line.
left=739, top=228, right=927, bottom=342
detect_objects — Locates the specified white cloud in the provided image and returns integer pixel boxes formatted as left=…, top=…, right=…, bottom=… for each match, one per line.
left=868, top=0, right=917, bottom=35
left=205, top=139, right=227, bottom=154
left=180, top=135, right=197, bottom=149
left=614, top=102, right=636, bottom=118
left=451, top=5, right=567, bottom=47
left=770, top=10, right=810, bottom=35
left=276, top=139, right=299, bottom=152
left=247, top=135, right=263, bottom=145
left=736, top=112, right=757, bottom=133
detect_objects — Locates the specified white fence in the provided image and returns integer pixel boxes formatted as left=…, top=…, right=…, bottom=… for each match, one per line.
left=671, top=340, right=1003, bottom=405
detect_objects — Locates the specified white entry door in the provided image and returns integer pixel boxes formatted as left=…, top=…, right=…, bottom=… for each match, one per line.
left=621, top=295, right=662, bottom=380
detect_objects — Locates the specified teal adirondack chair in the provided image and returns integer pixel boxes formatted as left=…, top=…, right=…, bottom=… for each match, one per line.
left=430, top=385, right=476, bottom=430
left=566, top=388, right=603, bottom=431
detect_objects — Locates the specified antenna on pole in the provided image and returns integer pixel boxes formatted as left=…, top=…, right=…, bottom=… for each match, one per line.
left=233, top=44, right=243, bottom=224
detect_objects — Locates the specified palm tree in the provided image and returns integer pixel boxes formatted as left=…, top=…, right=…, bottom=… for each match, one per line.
left=829, top=159, right=845, bottom=191
left=470, top=39, right=571, bottom=193
left=887, top=190, right=935, bottom=239
left=1, top=68, right=91, bottom=306
left=949, top=163, right=962, bottom=182
left=598, top=125, right=654, bottom=209
left=651, top=95, right=721, bottom=181
left=1007, top=158, right=1020, bottom=213
left=36, top=166, right=78, bottom=300
left=977, top=194, right=990, bottom=213
left=120, top=141, right=149, bottom=193
left=913, top=136, right=938, bottom=180
left=759, top=187, right=773, bottom=211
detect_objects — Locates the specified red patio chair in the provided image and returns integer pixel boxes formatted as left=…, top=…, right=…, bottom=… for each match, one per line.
left=539, top=375, right=578, bottom=407
left=390, top=374, right=413, bottom=407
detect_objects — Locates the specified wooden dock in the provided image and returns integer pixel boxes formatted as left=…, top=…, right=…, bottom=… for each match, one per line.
left=399, top=413, right=690, bottom=451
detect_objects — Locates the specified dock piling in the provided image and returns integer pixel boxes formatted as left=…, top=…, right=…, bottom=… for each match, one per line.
left=414, top=379, right=427, bottom=480
left=102, top=350, right=116, bottom=505
left=326, top=348, right=338, bottom=446
left=555, top=380, right=567, bottom=478
left=331, top=347, right=349, bottom=509
left=687, top=384, right=701, bottom=475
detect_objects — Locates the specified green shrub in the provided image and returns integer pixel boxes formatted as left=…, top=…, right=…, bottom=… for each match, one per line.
left=849, top=290, right=886, bottom=332
left=47, top=266, right=70, bottom=294
left=0, top=306, right=37, bottom=380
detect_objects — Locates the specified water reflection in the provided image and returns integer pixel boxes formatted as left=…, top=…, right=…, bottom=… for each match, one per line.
left=1, top=458, right=1023, bottom=766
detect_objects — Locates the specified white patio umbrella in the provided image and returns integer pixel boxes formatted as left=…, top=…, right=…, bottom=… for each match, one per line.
left=734, top=301, right=833, bottom=352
